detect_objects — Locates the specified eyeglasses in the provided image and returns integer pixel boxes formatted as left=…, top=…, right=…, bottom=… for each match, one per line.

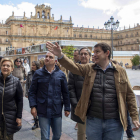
left=16, top=61, right=21, bottom=62
left=2, top=65, right=11, bottom=68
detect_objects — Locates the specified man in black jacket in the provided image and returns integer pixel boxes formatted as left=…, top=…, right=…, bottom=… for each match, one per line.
left=68, top=47, right=91, bottom=140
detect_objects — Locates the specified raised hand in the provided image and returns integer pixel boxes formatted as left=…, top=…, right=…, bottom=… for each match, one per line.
left=46, top=42, right=63, bottom=58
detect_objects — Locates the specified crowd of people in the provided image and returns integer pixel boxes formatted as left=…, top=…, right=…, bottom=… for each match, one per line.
left=0, top=42, right=139, bottom=140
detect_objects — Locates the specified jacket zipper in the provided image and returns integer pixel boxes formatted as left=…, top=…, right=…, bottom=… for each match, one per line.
left=2, top=80, right=5, bottom=115
left=102, top=72, right=105, bottom=119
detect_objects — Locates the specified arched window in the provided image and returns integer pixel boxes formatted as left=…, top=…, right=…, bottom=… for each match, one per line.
left=37, top=12, right=40, bottom=18
left=42, top=11, right=45, bottom=18
left=85, top=34, right=87, bottom=38
left=79, top=34, right=82, bottom=38
left=90, top=35, right=92, bottom=38
left=47, top=13, right=50, bottom=19
left=6, top=31, right=8, bottom=35
left=74, top=34, right=76, bottom=37
left=6, top=39, right=8, bottom=42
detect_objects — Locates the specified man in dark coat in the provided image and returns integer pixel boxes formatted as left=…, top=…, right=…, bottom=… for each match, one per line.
left=68, top=47, right=91, bottom=140
left=29, top=51, right=70, bottom=140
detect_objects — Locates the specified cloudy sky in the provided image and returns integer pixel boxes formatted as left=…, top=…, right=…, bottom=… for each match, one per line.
left=0, top=0, right=140, bottom=29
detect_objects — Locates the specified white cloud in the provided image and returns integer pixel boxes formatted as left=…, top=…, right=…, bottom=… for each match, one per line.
left=79, top=0, right=140, bottom=27
left=117, top=1, right=140, bottom=27
left=0, top=2, right=51, bottom=23
left=79, top=0, right=122, bottom=15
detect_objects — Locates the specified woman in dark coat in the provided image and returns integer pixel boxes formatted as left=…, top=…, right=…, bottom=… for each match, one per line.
left=26, top=61, right=40, bottom=130
left=0, top=58, right=23, bottom=140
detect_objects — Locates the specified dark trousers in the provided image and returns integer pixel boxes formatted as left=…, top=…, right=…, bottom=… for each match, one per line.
left=126, top=111, right=134, bottom=138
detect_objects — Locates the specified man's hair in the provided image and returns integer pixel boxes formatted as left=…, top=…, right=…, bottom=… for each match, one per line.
left=79, top=47, right=91, bottom=56
left=74, top=49, right=80, bottom=53
left=94, top=43, right=111, bottom=59
left=46, top=51, right=57, bottom=60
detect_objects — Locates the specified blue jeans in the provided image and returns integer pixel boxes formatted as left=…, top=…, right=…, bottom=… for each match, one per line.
left=86, top=116, right=124, bottom=140
left=126, top=111, right=134, bottom=138
left=38, top=116, right=62, bottom=140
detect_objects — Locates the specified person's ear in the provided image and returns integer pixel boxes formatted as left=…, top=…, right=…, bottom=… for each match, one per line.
left=106, top=50, right=110, bottom=57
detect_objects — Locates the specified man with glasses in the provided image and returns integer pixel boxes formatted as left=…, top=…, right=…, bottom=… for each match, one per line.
left=68, top=47, right=91, bottom=140
left=46, top=42, right=140, bottom=140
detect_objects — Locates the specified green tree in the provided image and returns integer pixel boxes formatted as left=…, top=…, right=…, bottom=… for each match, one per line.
left=131, top=54, right=140, bottom=66
left=62, top=45, right=76, bottom=60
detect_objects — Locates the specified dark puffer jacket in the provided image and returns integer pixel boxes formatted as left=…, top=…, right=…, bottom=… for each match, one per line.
left=87, top=64, right=119, bottom=119
left=68, top=71, right=84, bottom=123
left=0, top=73, right=23, bottom=135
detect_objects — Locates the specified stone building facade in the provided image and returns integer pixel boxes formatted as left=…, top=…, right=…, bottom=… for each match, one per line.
left=0, top=4, right=140, bottom=52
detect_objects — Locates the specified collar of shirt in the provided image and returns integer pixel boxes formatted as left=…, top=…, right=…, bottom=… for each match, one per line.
left=45, top=66, right=56, bottom=74
left=97, top=62, right=112, bottom=72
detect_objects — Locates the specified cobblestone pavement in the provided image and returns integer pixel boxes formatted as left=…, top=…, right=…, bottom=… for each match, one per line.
left=14, top=68, right=140, bottom=140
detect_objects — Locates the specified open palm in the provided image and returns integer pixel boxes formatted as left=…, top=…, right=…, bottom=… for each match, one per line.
left=46, top=42, right=62, bottom=58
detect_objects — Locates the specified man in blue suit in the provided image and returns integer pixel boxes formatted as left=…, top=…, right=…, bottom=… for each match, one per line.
left=29, top=51, right=70, bottom=140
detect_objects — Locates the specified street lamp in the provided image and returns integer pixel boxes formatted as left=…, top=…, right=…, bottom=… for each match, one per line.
left=104, top=16, right=120, bottom=59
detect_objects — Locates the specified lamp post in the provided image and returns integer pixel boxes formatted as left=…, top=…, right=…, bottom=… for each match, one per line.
left=104, top=16, right=120, bottom=59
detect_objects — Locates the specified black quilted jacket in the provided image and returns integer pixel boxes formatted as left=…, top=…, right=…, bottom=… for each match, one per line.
left=87, top=64, right=119, bottom=119
left=0, top=73, right=23, bottom=135
left=68, top=71, right=84, bottom=123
